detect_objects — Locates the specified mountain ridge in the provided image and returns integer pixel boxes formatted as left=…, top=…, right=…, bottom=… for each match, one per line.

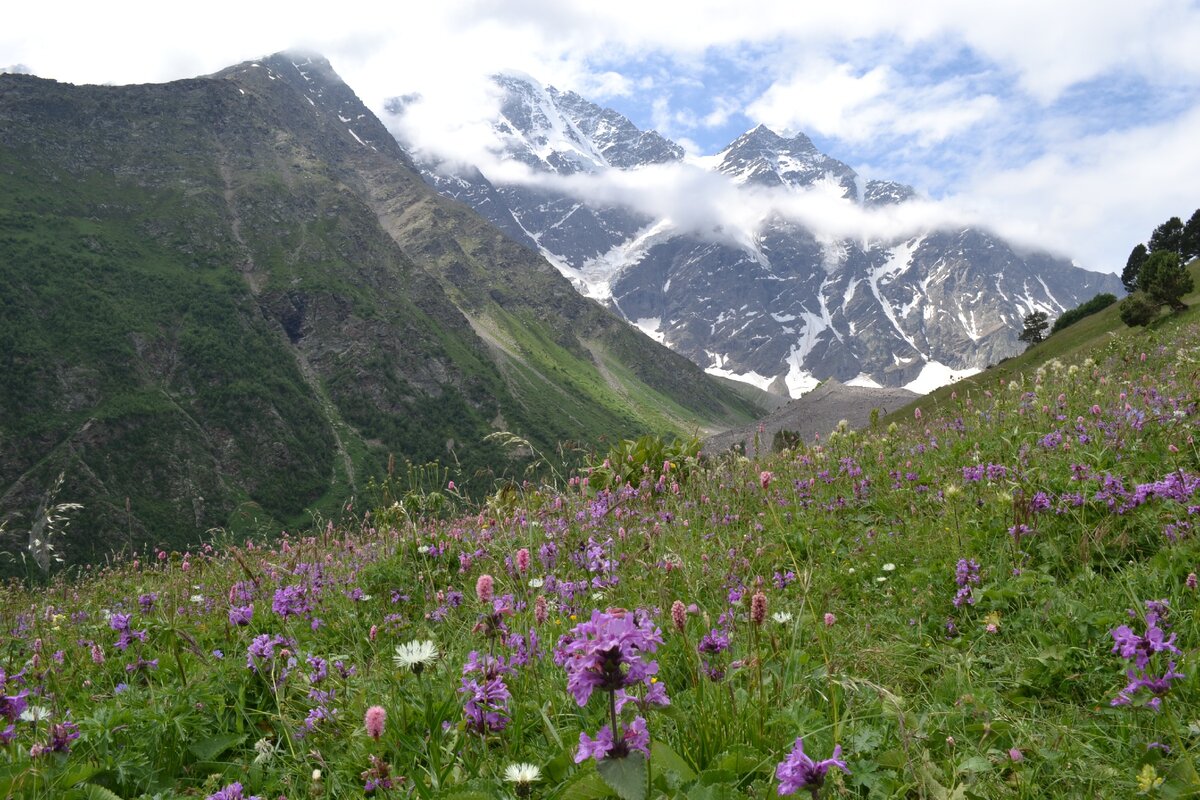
left=0, top=52, right=762, bottom=572
left=394, top=73, right=1123, bottom=396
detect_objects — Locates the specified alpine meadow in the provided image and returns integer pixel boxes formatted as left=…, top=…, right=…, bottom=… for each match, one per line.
left=2, top=41, right=1200, bottom=800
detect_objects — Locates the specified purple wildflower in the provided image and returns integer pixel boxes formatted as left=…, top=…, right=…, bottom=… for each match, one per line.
left=228, top=604, right=254, bottom=626
left=776, top=738, right=849, bottom=797
left=1110, top=600, right=1183, bottom=709
left=560, top=609, right=663, bottom=707
left=205, top=783, right=263, bottom=800
left=953, top=559, right=981, bottom=607
left=574, top=716, right=651, bottom=763
left=271, top=585, right=308, bottom=619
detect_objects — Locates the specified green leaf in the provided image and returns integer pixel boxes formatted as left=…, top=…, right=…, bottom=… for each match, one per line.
left=713, top=745, right=767, bottom=776
left=956, top=755, right=993, bottom=774
left=651, top=742, right=696, bottom=783
left=188, top=732, right=246, bottom=762
left=696, top=769, right=738, bottom=786
left=75, top=784, right=126, bottom=800
left=558, top=764, right=617, bottom=800
left=597, top=753, right=648, bottom=800
left=876, top=749, right=909, bottom=769
left=684, top=784, right=740, bottom=800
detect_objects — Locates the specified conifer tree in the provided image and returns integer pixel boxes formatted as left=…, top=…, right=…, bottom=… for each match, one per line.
left=1148, top=216, right=1184, bottom=255
left=1181, top=209, right=1200, bottom=263
left=1018, top=310, right=1049, bottom=345
left=1122, top=243, right=1147, bottom=293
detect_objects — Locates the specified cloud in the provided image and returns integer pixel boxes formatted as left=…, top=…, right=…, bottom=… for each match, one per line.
left=3, top=0, right=1198, bottom=274
left=746, top=59, right=998, bottom=146
left=459, top=149, right=975, bottom=259
left=948, top=104, right=1200, bottom=272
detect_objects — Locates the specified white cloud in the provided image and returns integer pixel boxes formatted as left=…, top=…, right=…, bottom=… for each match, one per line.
left=747, top=61, right=891, bottom=142
left=948, top=104, right=1200, bottom=272
left=747, top=60, right=999, bottom=146
left=465, top=152, right=973, bottom=258
left=2, top=0, right=1198, bottom=274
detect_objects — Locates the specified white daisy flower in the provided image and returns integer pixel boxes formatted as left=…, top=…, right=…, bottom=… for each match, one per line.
left=19, top=706, right=51, bottom=722
left=882, top=563, right=896, bottom=572
left=394, top=639, right=439, bottom=674
left=504, top=762, right=542, bottom=784
left=528, top=577, right=544, bottom=589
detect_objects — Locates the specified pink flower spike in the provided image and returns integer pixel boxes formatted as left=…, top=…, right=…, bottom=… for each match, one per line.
left=365, top=705, right=386, bottom=740
left=476, top=574, right=495, bottom=604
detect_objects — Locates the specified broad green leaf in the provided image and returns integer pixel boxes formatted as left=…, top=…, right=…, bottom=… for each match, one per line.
left=651, top=741, right=695, bottom=783
left=713, top=744, right=768, bottom=776
left=189, top=732, right=246, bottom=762
left=597, top=753, right=648, bottom=800
left=558, top=764, right=617, bottom=800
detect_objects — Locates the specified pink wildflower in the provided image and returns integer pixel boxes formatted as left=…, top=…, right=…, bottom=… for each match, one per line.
left=365, top=705, right=386, bottom=740
left=750, top=592, right=767, bottom=626
left=824, top=613, right=836, bottom=627
left=515, top=548, right=530, bottom=574
left=671, top=600, right=687, bottom=633
left=476, top=574, right=495, bottom=605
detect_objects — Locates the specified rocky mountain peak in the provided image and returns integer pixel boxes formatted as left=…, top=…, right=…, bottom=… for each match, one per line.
left=864, top=179, right=917, bottom=206
left=717, top=124, right=857, bottom=198
left=216, top=51, right=407, bottom=162
left=393, top=71, right=1123, bottom=396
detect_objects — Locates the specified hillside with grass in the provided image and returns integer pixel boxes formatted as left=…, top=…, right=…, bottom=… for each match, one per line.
left=0, top=55, right=761, bottom=573
left=1, top=271, right=1198, bottom=798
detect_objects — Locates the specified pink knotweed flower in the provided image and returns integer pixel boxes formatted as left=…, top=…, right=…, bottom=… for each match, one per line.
left=365, top=705, right=386, bottom=740
left=759, top=471, right=773, bottom=490
left=914, top=407, right=922, bottom=420
left=515, top=548, right=530, bottom=574
left=1187, top=572, right=1197, bottom=590
left=369, top=625, right=379, bottom=642
left=824, top=613, right=836, bottom=627
left=750, top=592, right=767, bottom=626
left=476, top=574, right=495, bottom=605
left=671, top=600, right=687, bottom=634
left=534, top=595, right=548, bottom=625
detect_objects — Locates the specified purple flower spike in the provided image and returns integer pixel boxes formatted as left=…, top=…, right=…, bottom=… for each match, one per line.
left=560, top=609, right=664, bottom=707
left=776, top=738, right=849, bottom=797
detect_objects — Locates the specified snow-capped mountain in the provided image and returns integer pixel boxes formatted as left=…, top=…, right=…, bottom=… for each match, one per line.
left=390, top=74, right=1122, bottom=396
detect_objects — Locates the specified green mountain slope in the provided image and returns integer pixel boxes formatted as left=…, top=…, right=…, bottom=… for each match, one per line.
left=0, top=54, right=761, bottom=571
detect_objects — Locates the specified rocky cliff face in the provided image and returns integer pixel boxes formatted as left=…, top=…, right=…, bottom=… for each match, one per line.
left=0, top=53, right=760, bottom=571
left=396, top=74, right=1123, bottom=396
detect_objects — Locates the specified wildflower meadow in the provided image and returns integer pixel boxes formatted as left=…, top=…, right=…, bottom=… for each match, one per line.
left=2, top=316, right=1200, bottom=799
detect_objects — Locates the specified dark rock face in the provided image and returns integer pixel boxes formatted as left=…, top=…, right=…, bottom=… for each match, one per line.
left=397, top=75, right=1123, bottom=395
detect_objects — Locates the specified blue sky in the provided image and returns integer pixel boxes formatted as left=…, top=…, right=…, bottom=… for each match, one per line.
left=4, top=0, right=1199, bottom=273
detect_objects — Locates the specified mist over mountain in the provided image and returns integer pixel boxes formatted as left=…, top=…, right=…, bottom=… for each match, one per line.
left=391, top=74, right=1122, bottom=396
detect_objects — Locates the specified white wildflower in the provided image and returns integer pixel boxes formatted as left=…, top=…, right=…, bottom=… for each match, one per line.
left=394, top=639, right=439, bottom=674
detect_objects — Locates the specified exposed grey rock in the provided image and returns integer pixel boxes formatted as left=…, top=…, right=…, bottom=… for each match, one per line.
left=391, top=75, right=1124, bottom=395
